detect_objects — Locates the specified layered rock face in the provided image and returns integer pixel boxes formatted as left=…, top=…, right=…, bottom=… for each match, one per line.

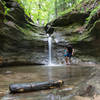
left=47, top=0, right=100, bottom=62
left=0, top=0, right=100, bottom=66
left=0, top=0, right=49, bottom=66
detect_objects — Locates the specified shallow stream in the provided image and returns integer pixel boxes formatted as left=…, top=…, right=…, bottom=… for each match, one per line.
left=0, top=65, right=93, bottom=100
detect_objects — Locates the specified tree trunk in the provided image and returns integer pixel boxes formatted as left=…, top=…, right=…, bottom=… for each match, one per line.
left=9, top=80, right=64, bottom=93
left=62, top=0, right=66, bottom=11
left=37, top=0, right=41, bottom=24
left=55, top=0, right=58, bottom=18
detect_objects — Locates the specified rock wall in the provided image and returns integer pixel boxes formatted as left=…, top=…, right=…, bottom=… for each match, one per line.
left=0, top=0, right=49, bottom=66
left=1, top=0, right=100, bottom=66
left=46, top=0, right=100, bottom=62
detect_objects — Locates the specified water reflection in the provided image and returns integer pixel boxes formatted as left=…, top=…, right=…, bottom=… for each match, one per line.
left=48, top=66, right=52, bottom=81
left=0, top=65, right=92, bottom=100
left=47, top=94, right=61, bottom=100
left=48, top=37, right=52, bottom=65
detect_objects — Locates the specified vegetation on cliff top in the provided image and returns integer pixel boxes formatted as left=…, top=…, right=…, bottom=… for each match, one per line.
left=2, top=0, right=100, bottom=27
left=15, top=0, right=86, bottom=25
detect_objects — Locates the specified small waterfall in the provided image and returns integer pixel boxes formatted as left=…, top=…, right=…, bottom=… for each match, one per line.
left=48, top=36, right=52, bottom=65
left=47, top=36, right=52, bottom=80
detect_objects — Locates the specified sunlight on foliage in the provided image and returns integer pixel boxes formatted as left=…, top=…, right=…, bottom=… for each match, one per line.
left=16, top=0, right=55, bottom=25
left=86, top=4, right=100, bottom=24
left=16, top=0, right=84, bottom=25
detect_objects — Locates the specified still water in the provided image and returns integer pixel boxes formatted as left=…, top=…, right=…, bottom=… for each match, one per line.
left=0, top=65, right=92, bottom=100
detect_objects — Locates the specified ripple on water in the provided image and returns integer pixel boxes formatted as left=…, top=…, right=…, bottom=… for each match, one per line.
left=0, top=65, right=93, bottom=100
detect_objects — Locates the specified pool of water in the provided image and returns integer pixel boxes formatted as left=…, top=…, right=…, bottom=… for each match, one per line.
left=0, top=65, right=93, bottom=100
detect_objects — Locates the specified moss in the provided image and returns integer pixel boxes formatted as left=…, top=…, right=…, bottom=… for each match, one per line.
left=85, top=4, right=100, bottom=25
left=89, top=20, right=100, bottom=38
left=62, top=23, right=88, bottom=43
left=68, top=32, right=88, bottom=43
left=69, top=20, right=100, bottom=43
left=59, top=0, right=83, bottom=15
left=60, top=0, right=96, bottom=16
left=52, top=13, right=89, bottom=27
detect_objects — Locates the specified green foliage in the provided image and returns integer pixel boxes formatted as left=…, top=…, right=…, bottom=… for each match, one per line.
left=16, top=0, right=84, bottom=25
left=1, top=0, right=10, bottom=16
left=16, top=0, right=55, bottom=25
left=86, top=4, right=100, bottom=24
left=58, top=0, right=83, bottom=15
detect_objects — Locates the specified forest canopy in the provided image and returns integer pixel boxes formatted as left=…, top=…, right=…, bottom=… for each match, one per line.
left=16, top=0, right=83, bottom=25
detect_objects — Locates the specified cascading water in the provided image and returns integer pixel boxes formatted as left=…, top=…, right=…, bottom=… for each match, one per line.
left=47, top=36, right=60, bottom=66
left=48, top=36, right=52, bottom=80
left=48, top=36, right=52, bottom=65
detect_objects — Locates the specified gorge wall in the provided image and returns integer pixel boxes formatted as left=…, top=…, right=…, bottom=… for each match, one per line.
left=0, top=0, right=100, bottom=66
left=0, top=0, right=49, bottom=66
left=48, top=0, right=100, bottom=63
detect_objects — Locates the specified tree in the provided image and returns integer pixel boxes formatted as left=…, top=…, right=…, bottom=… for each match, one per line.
left=16, top=0, right=83, bottom=25
left=55, top=0, right=58, bottom=18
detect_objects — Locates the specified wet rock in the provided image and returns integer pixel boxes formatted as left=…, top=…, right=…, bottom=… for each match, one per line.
left=79, top=85, right=95, bottom=97
left=61, top=88, right=73, bottom=91
left=73, top=95, right=100, bottom=100
left=73, top=96, right=91, bottom=100
left=51, top=13, right=89, bottom=27
left=89, top=20, right=100, bottom=39
left=44, top=24, right=54, bottom=36
left=0, top=56, right=3, bottom=64
left=0, top=0, right=48, bottom=66
left=0, top=91, right=6, bottom=97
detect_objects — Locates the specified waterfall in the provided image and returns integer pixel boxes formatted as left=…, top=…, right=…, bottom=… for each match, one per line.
left=48, top=36, right=52, bottom=65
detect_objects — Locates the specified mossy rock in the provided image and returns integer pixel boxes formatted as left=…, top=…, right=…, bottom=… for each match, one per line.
left=52, top=13, right=89, bottom=27
left=89, top=20, right=100, bottom=39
